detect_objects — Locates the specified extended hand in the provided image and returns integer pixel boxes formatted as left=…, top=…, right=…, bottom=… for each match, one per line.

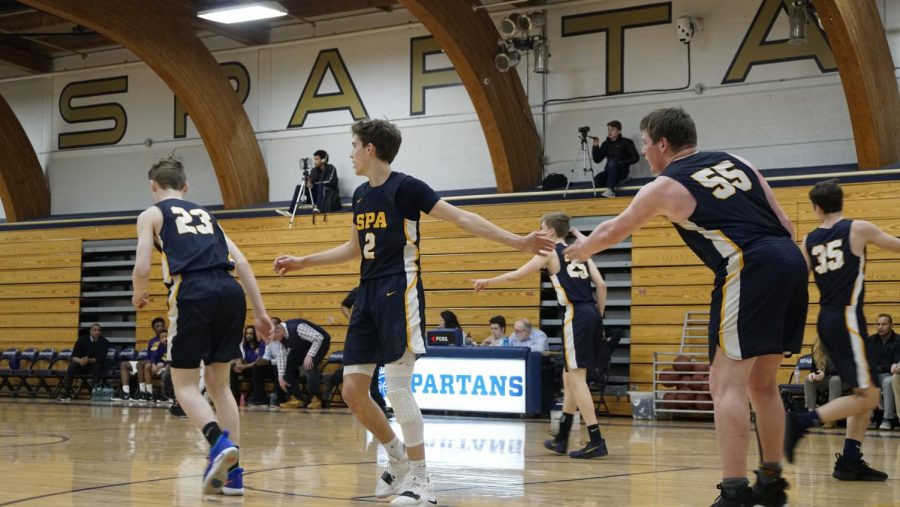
left=473, top=279, right=489, bottom=292
left=273, top=255, right=302, bottom=276
left=519, top=230, right=555, bottom=255
left=256, top=315, right=275, bottom=342
left=563, top=228, right=594, bottom=262
left=132, top=291, right=151, bottom=309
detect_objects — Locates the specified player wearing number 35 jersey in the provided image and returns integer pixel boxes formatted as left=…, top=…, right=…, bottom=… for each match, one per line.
left=563, top=108, right=806, bottom=506
left=784, top=179, right=900, bottom=483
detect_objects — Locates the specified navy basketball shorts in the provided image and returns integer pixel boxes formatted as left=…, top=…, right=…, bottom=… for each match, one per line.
left=708, top=238, right=808, bottom=361
left=166, top=270, right=246, bottom=369
left=817, top=307, right=877, bottom=389
left=343, top=272, right=426, bottom=366
left=561, top=302, right=603, bottom=370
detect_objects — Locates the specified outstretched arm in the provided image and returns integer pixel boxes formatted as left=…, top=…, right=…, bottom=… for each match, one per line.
left=474, top=254, right=548, bottom=292
left=856, top=220, right=900, bottom=253
left=274, top=224, right=360, bottom=275
left=427, top=200, right=554, bottom=254
left=564, top=178, right=671, bottom=261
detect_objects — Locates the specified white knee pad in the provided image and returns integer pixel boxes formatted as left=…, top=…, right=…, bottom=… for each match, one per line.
left=385, top=354, right=423, bottom=446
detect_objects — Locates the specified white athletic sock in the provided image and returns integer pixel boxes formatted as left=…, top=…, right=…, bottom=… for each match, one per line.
left=122, top=385, right=130, bottom=394
left=385, top=436, right=405, bottom=460
left=410, top=459, right=426, bottom=481
left=139, top=383, right=147, bottom=393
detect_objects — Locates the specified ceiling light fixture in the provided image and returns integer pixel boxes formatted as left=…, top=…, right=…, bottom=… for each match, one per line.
left=198, top=1, right=288, bottom=24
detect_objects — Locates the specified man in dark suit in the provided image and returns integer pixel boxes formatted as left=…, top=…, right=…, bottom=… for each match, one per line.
left=58, top=323, right=110, bottom=401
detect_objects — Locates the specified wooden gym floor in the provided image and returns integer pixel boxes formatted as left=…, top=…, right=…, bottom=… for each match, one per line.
left=0, top=399, right=898, bottom=506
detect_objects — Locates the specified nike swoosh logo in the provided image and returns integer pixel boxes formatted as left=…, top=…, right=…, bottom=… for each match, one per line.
left=386, top=291, right=397, bottom=297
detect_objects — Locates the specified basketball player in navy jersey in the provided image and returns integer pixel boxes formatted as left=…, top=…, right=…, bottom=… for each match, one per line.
left=132, top=158, right=274, bottom=496
left=784, top=180, right=899, bottom=481
left=565, top=108, right=806, bottom=507
left=473, top=212, right=608, bottom=458
left=274, top=119, right=553, bottom=506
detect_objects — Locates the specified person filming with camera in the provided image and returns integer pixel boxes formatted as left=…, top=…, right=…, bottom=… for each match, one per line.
left=591, top=120, right=639, bottom=198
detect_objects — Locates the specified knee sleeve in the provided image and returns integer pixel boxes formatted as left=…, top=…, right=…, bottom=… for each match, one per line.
left=385, top=356, right=423, bottom=446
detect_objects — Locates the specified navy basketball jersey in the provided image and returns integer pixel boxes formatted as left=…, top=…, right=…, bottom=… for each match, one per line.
left=154, top=198, right=234, bottom=286
left=550, top=243, right=594, bottom=305
left=353, top=172, right=421, bottom=281
left=805, top=219, right=864, bottom=307
left=662, top=152, right=791, bottom=275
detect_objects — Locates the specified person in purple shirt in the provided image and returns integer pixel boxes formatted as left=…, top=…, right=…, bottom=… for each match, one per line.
left=142, top=330, right=169, bottom=402
left=114, top=317, right=166, bottom=402
left=230, top=326, right=264, bottom=403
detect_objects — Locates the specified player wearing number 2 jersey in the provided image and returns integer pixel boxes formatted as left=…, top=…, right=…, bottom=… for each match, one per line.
left=132, top=158, right=273, bottom=496
left=564, top=108, right=805, bottom=506
left=273, top=119, right=554, bottom=506
left=474, top=212, right=608, bottom=459
left=784, top=179, right=900, bottom=482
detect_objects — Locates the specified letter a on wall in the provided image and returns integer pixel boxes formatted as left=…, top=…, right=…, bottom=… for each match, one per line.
left=287, top=48, right=368, bottom=128
left=723, top=0, right=836, bottom=84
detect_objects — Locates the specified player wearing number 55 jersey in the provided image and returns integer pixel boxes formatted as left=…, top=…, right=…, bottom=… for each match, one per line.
left=564, top=108, right=805, bottom=506
left=132, top=158, right=273, bottom=497
left=784, top=180, right=900, bottom=482
left=474, top=212, right=608, bottom=459
left=273, top=119, right=554, bottom=506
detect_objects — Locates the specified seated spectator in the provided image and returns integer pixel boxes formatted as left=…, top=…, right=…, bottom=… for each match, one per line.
left=507, top=319, right=548, bottom=352
left=277, top=318, right=331, bottom=410
left=142, top=330, right=169, bottom=402
left=58, top=323, right=110, bottom=401
left=231, top=325, right=263, bottom=403
left=252, top=317, right=287, bottom=407
left=114, top=317, right=166, bottom=402
left=438, top=310, right=472, bottom=345
left=803, top=340, right=843, bottom=429
left=480, top=315, right=509, bottom=346
left=868, top=313, right=899, bottom=430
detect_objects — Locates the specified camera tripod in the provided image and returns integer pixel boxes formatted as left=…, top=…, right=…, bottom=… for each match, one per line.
left=284, top=158, right=321, bottom=228
left=563, top=134, right=597, bottom=198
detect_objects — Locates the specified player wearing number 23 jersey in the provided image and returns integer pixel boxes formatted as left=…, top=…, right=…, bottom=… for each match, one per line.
left=662, top=151, right=808, bottom=361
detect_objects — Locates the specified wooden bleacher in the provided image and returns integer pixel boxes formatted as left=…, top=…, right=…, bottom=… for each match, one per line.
left=1, top=178, right=898, bottom=417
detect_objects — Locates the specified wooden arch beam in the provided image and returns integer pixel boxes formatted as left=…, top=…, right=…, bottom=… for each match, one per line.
left=0, top=93, right=49, bottom=221
left=20, top=0, right=268, bottom=209
left=398, top=0, right=541, bottom=192
left=812, top=0, right=900, bottom=169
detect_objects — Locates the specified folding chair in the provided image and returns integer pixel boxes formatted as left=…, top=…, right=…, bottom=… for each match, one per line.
left=590, top=329, right=624, bottom=416
left=779, top=354, right=814, bottom=412
left=28, top=349, right=57, bottom=397
left=0, top=348, right=19, bottom=395
left=11, top=348, right=38, bottom=397
left=321, top=351, right=344, bottom=407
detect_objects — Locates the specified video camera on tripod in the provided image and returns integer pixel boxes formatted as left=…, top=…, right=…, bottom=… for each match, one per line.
left=563, top=126, right=597, bottom=197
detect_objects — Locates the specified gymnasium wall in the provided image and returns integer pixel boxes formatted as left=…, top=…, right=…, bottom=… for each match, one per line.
left=1, top=0, right=900, bottom=219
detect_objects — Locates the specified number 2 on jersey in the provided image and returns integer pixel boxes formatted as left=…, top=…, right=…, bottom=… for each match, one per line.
left=691, top=161, right=752, bottom=199
left=363, top=232, right=375, bottom=259
left=171, top=206, right=214, bottom=235
left=811, top=239, right=844, bottom=274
